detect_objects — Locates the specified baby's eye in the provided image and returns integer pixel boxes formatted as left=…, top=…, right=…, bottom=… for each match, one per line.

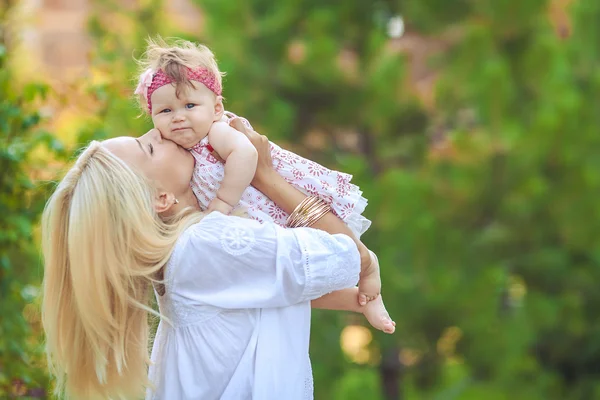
left=185, top=103, right=196, bottom=109
left=160, top=108, right=171, bottom=114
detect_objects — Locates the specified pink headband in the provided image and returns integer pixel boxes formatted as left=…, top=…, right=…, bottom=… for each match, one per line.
left=134, top=67, right=222, bottom=113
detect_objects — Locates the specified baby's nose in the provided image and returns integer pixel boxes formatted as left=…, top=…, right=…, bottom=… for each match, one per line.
left=172, top=111, right=185, bottom=121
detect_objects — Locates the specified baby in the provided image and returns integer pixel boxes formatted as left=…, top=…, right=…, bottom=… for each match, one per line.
left=135, top=38, right=383, bottom=309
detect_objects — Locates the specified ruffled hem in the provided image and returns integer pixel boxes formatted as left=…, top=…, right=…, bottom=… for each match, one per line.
left=270, top=145, right=371, bottom=237
left=343, top=195, right=371, bottom=239
left=297, top=177, right=371, bottom=238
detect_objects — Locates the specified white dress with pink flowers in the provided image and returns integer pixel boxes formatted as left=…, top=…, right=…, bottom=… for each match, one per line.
left=189, top=130, right=371, bottom=238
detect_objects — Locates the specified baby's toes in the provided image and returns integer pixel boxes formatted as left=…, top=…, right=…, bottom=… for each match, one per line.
left=380, top=314, right=395, bottom=333
left=358, top=293, right=368, bottom=306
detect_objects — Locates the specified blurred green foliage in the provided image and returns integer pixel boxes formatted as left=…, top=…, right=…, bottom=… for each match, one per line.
left=196, top=1, right=600, bottom=398
left=2, top=0, right=600, bottom=398
left=0, top=3, right=56, bottom=396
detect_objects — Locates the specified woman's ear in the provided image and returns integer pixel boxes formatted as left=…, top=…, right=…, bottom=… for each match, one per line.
left=155, top=191, right=178, bottom=214
left=213, top=96, right=225, bottom=122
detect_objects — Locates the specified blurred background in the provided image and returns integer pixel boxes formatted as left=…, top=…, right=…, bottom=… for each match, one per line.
left=1, top=0, right=599, bottom=398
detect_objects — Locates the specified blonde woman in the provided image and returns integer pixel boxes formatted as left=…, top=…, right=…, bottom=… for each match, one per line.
left=41, top=118, right=395, bottom=400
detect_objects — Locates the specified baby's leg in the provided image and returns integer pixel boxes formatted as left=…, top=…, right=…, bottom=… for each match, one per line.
left=358, top=249, right=381, bottom=305
left=336, top=214, right=380, bottom=305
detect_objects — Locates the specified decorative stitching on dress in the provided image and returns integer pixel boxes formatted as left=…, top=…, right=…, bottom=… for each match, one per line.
left=304, top=356, right=314, bottom=399
left=162, top=297, right=223, bottom=327
left=298, top=230, right=312, bottom=300
left=313, top=230, right=359, bottom=293
left=220, top=220, right=256, bottom=256
left=326, top=253, right=358, bottom=293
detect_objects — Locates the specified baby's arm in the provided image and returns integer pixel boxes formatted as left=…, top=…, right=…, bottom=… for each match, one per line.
left=207, top=121, right=258, bottom=213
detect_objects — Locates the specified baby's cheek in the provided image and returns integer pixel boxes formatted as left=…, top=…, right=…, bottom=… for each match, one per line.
left=159, top=129, right=175, bottom=142
left=153, top=120, right=173, bottom=140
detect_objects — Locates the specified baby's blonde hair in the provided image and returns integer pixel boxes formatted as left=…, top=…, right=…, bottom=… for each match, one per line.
left=136, top=36, right=225, bottom=113
left=41, top=141, right=203, bottom=399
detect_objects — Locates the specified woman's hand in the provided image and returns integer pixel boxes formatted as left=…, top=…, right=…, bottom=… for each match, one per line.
left=228, top=117, right=274, bottom=187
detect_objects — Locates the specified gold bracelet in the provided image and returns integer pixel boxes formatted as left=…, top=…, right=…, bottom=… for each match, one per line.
left=286, top=196, right=331, bottom=228
left=302, top=205, right=328, bottom=227
left=286, top=196, right=316, bottom=227
left=299, top=200, right=327, bottom=225
left=311, top=202, right=331, bottom=225
left=291, top=198, right=324, bottom=227
left=287, top=197, right=313, bottom=227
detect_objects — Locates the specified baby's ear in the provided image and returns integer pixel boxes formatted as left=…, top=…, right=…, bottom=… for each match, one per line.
left=213, top=96, right=225, bottom=122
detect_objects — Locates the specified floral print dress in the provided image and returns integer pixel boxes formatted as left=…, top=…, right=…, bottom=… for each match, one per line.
left=189, top=117, right=371, bottom=238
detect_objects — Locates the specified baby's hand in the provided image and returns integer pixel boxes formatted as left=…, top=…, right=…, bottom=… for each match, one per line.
left=358, top=250, right=382, bottom=306
left=362, top=295, right=395, bottom=334
left=207, top=197, right=234, bottom=215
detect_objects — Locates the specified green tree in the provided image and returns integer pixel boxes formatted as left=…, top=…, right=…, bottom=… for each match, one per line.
left=191, top=2, right=427, bottom=398
left=0, top=1, right=60, bottom=396
left=16, top=0, right=600, bottom=398
left=193, top=1, right=600, bottom=399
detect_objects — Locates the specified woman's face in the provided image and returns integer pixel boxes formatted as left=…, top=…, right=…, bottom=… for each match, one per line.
left=102, top=129, right=194, bottom=197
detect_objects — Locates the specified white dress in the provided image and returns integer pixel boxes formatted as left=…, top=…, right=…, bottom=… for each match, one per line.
left=146, top=212, right=361, bottom=400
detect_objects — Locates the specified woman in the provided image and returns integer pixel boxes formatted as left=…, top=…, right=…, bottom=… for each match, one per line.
left=41, top=118, right=394, bottom=399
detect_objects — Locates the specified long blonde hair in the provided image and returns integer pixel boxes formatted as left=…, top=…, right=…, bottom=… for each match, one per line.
left=136, top=36, right=226, bottom=113
left=41, top=141, right=202, bottom=399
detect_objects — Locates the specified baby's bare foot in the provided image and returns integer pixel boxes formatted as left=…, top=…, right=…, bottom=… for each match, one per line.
left=358, top=250, right=381, bottom=306
left=362, top=295, right=395, bottom=334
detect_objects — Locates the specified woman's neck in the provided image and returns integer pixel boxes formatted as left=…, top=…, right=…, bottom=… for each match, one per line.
left=179, top=187, right=202, bottom=211
left=162, top=187, right=201, bottom=217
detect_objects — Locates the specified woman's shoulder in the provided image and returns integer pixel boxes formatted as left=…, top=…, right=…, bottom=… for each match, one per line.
left=166, top=213, right=279, bottom=281
left=166, top=213, right=225, bottom=280
left=182, top=212, right=261, bottom=235
left=175, top=212, right=275, bottom=255
left=175, top=212, right=226, bottom=246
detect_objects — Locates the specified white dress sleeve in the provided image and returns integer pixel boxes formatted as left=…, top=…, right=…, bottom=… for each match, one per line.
left=167, top=212, right=360, bottom=309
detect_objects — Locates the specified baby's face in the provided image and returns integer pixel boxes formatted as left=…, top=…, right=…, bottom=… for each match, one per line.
left=151, top=83, right=223, bottom=149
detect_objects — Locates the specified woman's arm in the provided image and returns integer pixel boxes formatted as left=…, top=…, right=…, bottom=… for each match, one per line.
left=254, top=168, right=368, bottom=256
left=229, top=119, right=373, bottom=273
left=311, top=288, right=362, bottom=313
left=311, top=288, right=396, bottom=334
left=173, top=214, right=360, bottom=309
